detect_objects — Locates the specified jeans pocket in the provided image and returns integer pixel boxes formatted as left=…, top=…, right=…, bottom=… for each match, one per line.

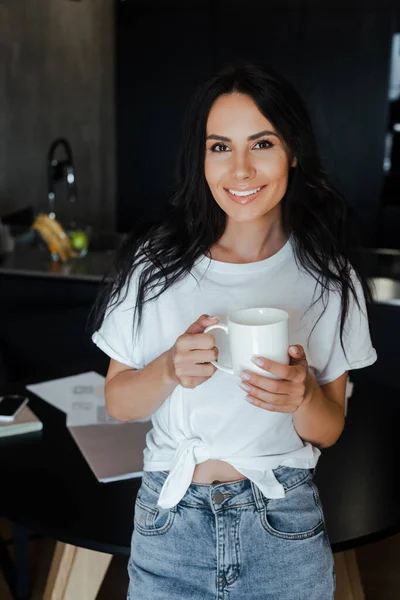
left=259, top=478, right=325, bottom=541
left=133, top=480, right=176, bottom=536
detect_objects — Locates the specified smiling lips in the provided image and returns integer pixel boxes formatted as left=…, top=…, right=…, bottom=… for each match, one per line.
left=224, top=185, right=266, bottom=205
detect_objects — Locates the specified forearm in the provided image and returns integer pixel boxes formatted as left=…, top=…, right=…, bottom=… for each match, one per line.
left=105, top=350, right=178, bottom=422
left=292, top=374, right=345, bottom=449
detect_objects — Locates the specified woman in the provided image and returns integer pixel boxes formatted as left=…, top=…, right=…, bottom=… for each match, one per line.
left=92, top=63, right=377, bottom=599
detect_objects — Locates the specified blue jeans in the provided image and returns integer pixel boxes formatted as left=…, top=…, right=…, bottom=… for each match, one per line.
left=127, top=467, right=335, bottom=599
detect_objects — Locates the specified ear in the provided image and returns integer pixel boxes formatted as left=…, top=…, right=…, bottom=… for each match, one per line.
left=291, top=156, right=297, bottom=168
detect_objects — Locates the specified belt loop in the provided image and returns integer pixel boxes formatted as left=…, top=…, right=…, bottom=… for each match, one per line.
left=250, top=480, right=265, bottom=511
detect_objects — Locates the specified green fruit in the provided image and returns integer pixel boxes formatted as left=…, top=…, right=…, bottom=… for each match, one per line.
left=70, top=230, right=88, bottom=251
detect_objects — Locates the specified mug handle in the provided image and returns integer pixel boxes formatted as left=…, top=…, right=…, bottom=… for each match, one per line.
left=203, top=323, right=234, bottom=375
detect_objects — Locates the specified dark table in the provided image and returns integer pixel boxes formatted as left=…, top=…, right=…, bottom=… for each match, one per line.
left=1, top=365, right=399, bottom=597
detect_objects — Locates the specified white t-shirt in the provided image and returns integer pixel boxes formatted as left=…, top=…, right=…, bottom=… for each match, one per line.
left=92, top=236, right=377, bottom=509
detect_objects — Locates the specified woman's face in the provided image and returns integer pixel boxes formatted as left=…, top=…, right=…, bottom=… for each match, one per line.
left=204, top=93, right=296, bottom=225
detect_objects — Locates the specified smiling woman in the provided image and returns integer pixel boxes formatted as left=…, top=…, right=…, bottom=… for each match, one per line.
left=205, top=96, right=294, bottom=215
left=205, top=93, right=296, bottom=260
left=92, top=63, right=376, bottom=599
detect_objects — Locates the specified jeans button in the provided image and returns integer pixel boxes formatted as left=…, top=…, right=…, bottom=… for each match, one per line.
left=214, top=492, right=225, bottom=504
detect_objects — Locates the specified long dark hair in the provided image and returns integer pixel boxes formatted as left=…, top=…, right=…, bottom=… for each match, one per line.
left=92, top=63, right=373, bottom=354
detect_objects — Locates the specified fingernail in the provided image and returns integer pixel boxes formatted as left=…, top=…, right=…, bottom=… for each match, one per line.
left=251, top=356, right=264, bottom=367
left=240, top=371, right=251, bottom=381
left=207, top=316, right=219, bottom=320
left=239, top=382, right=251, bottom=392
left=289, top=345, right=299, bottom=354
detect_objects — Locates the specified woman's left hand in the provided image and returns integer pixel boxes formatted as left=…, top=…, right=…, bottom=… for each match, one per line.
left=239, top=345, right=314, bottom=413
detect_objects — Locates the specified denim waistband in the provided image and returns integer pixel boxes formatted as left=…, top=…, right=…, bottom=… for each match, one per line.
left=141, top=466, right=314, bottom=511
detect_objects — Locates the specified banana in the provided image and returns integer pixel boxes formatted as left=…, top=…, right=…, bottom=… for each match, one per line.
left=32, top=214, right=79, bottom=262
left=37, top=215, right=73, bottom=259
left=33, top=219, right=69, bottom=261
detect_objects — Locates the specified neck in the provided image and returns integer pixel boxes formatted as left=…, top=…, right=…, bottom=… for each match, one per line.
left=212, top=215, right=289, bottom=264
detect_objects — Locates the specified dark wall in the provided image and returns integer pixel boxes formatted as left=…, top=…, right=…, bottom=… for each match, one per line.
left=0, top=0, right=116, bottom=231
left=116, top=0, right=399, bottom=244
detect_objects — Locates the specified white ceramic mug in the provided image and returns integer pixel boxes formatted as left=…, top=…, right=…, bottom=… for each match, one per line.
left=204, top=307, right=289, bottom=378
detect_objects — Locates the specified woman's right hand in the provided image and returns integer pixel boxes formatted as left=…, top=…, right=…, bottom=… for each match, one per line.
left=168, top=315, right=219, bottom=389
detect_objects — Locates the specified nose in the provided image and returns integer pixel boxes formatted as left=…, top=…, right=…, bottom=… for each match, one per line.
left=231, top=152, right=256, bottom=181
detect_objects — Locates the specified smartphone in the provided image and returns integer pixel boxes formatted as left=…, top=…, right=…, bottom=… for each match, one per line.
left=0, top=395, right=29, bottom=423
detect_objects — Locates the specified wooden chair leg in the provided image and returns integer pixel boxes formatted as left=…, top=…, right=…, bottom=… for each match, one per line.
left=334, top=549, right=365, bottom=600
left=43, top=541, right=112, bottom=600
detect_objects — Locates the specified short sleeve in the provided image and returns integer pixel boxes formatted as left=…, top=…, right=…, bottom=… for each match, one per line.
left=92, top=270, right=144, bottom=369
left=315, top=270, right=377, bottom=385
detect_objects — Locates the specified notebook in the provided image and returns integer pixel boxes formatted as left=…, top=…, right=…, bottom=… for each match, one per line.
left=0, top=405, right=43, bottom=438
left=69, top=420, right=152, bottom=482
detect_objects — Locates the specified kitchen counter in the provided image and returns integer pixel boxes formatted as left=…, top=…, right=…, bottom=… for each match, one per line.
left=0, top=246, right=115, bottom=282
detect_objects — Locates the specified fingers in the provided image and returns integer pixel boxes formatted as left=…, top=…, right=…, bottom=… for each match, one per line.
left=246, top=396, right=294, bottom=413
left=239, top=381, right=290, bottom=404
left=185, top=314, right=219, bottom=335
left=239, top=379, right=301, bottom=413
left=185, top=363, right=216, bottom=377
left=239, top=346, right=310, bottom=413
left=171, top=315, right=220, bottom=390
left=251, top=355, right=293, bottom=381
left=240, top=374, right=293, bottom=395
left=173, top=348, right=218, bottom=376
left=287, top=344, right=307, bottom=366
left=174, top=348, right=218, bottom=365
left=288, top=345, right=305, bottom=359
left=177, top=364, right=217, bottom=388
left=177, top=332, right=216, bottom=351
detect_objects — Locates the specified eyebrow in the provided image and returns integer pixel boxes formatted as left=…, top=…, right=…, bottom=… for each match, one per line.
left=206, top=129, right=280, bottom=142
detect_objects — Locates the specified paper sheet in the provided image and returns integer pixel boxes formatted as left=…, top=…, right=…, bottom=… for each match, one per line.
left=27, top=371, right=118, bottom=426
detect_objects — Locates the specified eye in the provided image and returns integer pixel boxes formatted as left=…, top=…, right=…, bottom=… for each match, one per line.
left=210, top=143, right=230, bottom=152
left=253, top=139, right=274, bottom=150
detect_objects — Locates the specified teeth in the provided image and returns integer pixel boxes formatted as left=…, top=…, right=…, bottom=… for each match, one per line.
left=228, top=187, right=262, bottom=197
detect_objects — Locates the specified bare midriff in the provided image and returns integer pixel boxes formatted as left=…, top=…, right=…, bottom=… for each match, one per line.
left=191, top=459, right=246, bottom=484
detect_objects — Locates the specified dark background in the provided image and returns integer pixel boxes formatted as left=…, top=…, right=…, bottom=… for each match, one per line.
left=116, top=0, right=400, bottom=246
left=1, top=0, right=399, bottom=245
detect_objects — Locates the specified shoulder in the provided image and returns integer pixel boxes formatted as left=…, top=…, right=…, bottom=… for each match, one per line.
left=292, top=253, right=369, bottom=332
